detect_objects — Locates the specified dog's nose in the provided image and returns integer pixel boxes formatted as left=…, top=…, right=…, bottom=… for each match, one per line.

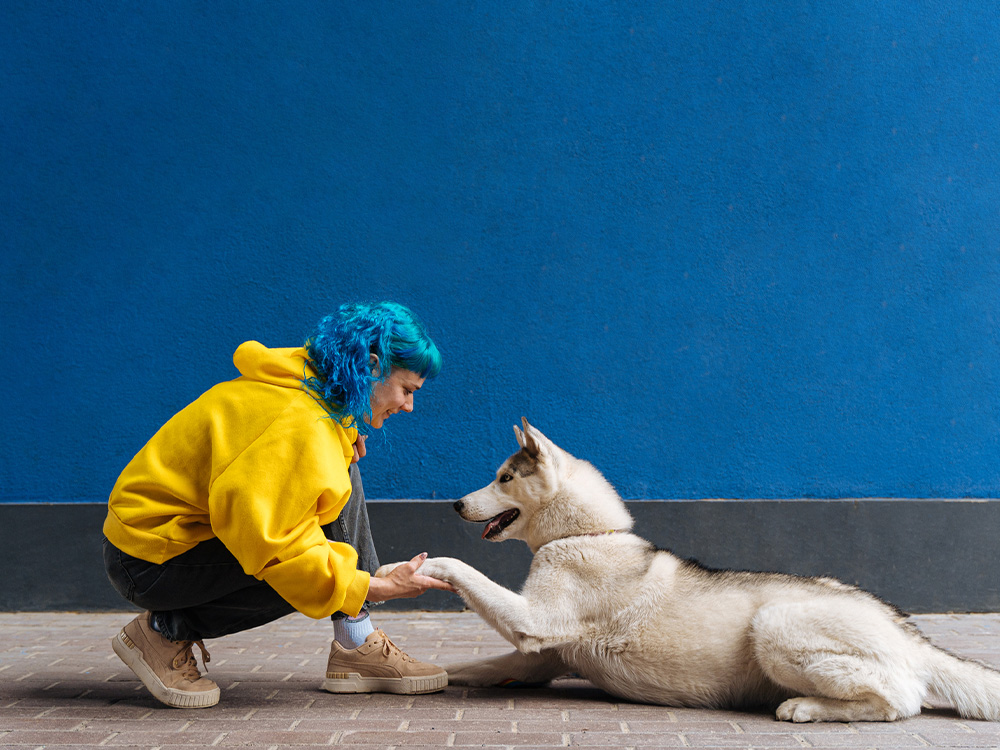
left=453, top=500, right=465, bottom=513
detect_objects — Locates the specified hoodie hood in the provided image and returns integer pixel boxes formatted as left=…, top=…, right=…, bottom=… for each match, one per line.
left=233, top=341, right=314, bottom=388
left=106, top=338, right=368, bottom=620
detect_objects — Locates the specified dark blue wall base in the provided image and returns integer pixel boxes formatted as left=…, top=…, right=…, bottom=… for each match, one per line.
left=6, top=500, right=997, bottom=614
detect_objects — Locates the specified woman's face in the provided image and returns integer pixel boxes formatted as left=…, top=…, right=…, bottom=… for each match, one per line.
left=368, top=368, right=425, bottom=428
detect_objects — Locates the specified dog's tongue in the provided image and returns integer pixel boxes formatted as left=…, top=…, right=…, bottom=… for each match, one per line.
left=482, top=516, right=502, bottom=539
left=482, top=510, right=516, bottom=539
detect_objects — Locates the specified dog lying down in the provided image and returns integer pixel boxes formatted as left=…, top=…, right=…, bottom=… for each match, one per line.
left=377, top=419, right=1000, bottom=723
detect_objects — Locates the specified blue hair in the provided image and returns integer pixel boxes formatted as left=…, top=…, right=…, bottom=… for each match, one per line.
left=303, top=301, right=442, bottom=434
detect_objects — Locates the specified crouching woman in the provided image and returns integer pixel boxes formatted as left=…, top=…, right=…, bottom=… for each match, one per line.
left=102, top=301, right=454, bottom=708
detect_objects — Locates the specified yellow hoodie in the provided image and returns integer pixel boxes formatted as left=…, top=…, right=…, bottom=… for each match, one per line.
left=103, top=341, right=370, bottom=619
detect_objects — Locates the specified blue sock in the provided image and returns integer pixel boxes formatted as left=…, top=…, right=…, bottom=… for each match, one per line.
left=333, top=610, right=375, bottom=649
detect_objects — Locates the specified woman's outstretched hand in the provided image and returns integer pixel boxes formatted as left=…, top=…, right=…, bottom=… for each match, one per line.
left=365, top=552, right=457, bottom=602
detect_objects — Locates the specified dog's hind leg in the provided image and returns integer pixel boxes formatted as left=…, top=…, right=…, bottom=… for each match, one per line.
left=446, top=649, right=569, bottom=688
left=752, top=602, right=925, bottom=723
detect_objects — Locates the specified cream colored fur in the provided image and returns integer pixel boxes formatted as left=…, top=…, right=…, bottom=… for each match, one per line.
left=377, top=419, right=1000, bottom=722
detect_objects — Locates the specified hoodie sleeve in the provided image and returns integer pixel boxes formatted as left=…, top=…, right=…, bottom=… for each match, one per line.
left=206, top=396, right=370, bottom=618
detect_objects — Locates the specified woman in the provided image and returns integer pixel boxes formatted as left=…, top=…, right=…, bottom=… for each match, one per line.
left=103, top=301, right=454, bottom=708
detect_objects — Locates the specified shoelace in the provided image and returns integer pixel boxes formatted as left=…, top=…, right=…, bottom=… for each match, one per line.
left=172, top=640, right=212, bottom=680
left=377, top=632, right=416, bottom=662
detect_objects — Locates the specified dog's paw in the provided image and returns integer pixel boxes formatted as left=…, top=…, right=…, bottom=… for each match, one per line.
left=374, top=562, right=406, bottom=578
left=776, top=697, right=824, bottom=723
left=777, top=695, right=901, bottom=722
left=417, top=556, right=458, bottom=582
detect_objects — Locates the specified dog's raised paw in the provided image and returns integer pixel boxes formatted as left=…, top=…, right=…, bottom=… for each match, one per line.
left=374, top=562, right=405, bottom=578
left=415, top=557, right=455, bottom=582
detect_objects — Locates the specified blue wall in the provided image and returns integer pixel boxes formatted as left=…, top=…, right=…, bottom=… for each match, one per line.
left=3, top=2, right=999, bottom=503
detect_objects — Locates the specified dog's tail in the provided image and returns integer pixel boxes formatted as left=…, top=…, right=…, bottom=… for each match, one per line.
left=925, top=645, right=1000, bottom=721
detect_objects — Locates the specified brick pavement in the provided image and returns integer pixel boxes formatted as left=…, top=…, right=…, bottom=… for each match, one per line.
left=1, top=611, right=999, bottom=749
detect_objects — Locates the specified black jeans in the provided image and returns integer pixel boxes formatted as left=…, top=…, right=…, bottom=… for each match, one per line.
left=103, top=463, right=379, bottom=642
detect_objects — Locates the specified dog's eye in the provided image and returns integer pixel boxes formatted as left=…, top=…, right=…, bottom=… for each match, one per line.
left=499, top=473, right=513, bottom=483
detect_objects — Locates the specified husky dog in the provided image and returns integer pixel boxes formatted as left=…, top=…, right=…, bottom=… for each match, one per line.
left=378, top=419, right=1000, bottom=722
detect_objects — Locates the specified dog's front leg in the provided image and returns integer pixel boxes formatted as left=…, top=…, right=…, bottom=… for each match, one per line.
left=416, top=557, right=563, bottom=653
left=447, top=649, right=569, bottom=688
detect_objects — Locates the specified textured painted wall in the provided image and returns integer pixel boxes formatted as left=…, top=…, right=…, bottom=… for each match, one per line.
left=3, top=2, right=999, bottom=502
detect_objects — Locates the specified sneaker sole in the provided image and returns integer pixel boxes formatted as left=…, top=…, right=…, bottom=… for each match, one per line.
left=112, top=632, right=220, bottom=708
left=322, top=671, right=448, bottom=695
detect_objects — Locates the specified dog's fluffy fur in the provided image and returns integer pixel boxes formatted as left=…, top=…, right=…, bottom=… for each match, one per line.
left=378, top=419, right=1000, bottom=722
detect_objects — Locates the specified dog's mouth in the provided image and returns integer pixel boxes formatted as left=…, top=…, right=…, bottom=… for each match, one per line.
left=482, top=509, right=520, bottom=540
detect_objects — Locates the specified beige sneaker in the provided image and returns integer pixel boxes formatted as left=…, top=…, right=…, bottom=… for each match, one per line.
left=111, top=612, right=220, bottom=708
left=323, top=629, right=448, bottom=694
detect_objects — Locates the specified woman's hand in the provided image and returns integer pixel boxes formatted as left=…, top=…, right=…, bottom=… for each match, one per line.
left=365, top=552, right=457, bottom=601
left=351, top=434, right=367, bottom=464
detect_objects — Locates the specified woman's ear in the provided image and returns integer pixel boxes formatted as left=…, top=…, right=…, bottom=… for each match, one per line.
left=369, top=353, right=382, bottom=378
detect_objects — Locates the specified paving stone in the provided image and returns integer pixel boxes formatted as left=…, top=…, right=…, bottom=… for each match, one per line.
left=1, top=611, right=999, bottom=748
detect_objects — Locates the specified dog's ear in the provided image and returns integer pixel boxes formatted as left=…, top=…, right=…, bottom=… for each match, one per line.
left=513, top=423, right=526, bottom=448
left=519, top=417, right=547, bottom=459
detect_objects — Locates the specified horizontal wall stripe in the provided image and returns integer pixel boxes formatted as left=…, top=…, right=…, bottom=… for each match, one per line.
left=5, top=500, right=997, bottom=614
